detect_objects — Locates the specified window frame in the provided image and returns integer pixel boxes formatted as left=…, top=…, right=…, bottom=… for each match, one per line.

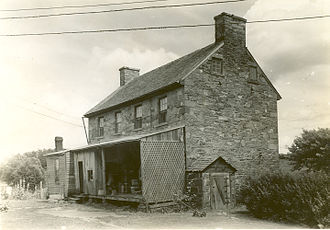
left=55, top=158, right=60, bottom=185
left=211, top=57, right=224, bottom=75
left=249, top=66, right=258, bottom=82
left=134, top=104, right=142, bottom=129
left=114, top=111, right=122, bottom=134
left=87, top=170, right=93, bottom=181
left=159, top=96, right=167, bottom=124
left=98, top=116, right=104, bottom=137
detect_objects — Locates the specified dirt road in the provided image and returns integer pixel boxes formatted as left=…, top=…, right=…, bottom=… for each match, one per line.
left=0, top=199, right=304, bottom=229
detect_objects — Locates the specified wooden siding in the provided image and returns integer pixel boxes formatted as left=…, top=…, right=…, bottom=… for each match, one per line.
left=46, top=151, right=75, bottom=197
left=74, top=150, right=99, bottom=195
left=46, top=154, right=66, bottom=195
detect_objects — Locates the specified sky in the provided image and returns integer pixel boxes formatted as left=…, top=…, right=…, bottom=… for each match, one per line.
left=0, top=0, right=329, bottom=163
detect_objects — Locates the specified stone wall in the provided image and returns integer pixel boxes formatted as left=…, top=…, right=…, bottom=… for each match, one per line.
left=183, top=44, right=280, bottom=189
left=186, top=172, right=203, bottom=208
left=88, top=86, right=185, bottom=144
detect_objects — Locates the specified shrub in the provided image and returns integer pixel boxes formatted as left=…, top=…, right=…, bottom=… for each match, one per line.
left=10, top=187, right=42, bottom=200
left=238, top=172, right=329, bottom=228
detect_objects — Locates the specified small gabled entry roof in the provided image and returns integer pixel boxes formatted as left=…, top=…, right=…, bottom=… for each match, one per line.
left=187, top=155, right=236, bottom=172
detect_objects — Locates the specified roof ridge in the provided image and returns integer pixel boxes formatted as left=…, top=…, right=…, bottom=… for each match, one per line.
left=85, top=42, right=219, bottom=117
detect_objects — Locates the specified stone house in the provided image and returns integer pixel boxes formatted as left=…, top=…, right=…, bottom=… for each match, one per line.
left=45, top=12, right=281, bottom=209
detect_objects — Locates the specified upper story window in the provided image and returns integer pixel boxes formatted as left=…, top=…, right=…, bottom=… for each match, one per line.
left=55, top=159, right=59, bottom=184
left=134, top=105, right=142, bottom=129
left=115, top=111, right=121, bottom=133
left=159, top=96, right=167, bottom=123
left=211, top=57, right=223, bottom=75
left=98, top=117, right=104, bottom=137
left=249, top=66, right=258, bottom=82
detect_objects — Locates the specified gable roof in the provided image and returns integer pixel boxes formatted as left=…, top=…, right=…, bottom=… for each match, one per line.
left=85, top=42, right=223, bottom=117
left=187, top=155, right=236, bottom=172
left=246, top=48, right=281, bottom=100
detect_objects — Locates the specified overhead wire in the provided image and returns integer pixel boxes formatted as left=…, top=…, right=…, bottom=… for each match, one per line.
left=0, top=0, right=248, bottom=20
left=13, top=103, right=83, bottom=127
left=0, top=0, right=171, bottom=12
left=14, top=96, right=81, bottom=119
left=0, top=14, right=329, bottom=37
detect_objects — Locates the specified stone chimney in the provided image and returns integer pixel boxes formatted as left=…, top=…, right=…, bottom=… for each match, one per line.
left=214, top=12, right=247, bottom=47
left=55, top=136, right=63, bottom=152
left=119, top=67, right=140, bottom=86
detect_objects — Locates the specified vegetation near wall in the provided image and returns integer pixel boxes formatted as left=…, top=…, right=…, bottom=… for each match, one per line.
left=237, top=172, right=329, bottom=228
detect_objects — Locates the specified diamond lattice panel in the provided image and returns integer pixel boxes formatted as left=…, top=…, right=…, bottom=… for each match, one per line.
left=140, top=141, right=185, bottom=203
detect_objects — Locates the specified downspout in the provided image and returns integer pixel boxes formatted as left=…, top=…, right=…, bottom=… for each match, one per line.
left=81, top=116, right=89, bottom=144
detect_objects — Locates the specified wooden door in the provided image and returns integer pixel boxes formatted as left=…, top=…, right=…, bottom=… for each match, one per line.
left=78, top=161, right=84, bottom=193
left=210, top=173, right=230, bottom=210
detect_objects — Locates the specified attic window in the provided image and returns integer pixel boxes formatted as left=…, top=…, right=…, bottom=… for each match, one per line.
left=134, top=105, right=142, bottom=129
left=211, top=57, right=223, bottom=75
left=98, top=117, right=104, bottom=137
left=115, top=111, right=121, bottom=133
left=249, top=66, right=258, bottom=82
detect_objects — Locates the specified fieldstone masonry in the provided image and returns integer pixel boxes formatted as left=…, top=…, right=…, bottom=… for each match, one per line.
left=184, top=13, right=280, bottom=190
left=85, top=12, right=280, bottom=208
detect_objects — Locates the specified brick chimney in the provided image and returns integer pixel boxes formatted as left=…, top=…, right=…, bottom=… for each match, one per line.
left=119, top=67, right=140, bottom=86
left=55, top=136, right=63, bottom=152
left=214, top=12, right=247, bottom=47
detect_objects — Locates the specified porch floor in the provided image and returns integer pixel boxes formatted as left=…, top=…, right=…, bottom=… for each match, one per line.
left=74, top=193, right=143, bottom=203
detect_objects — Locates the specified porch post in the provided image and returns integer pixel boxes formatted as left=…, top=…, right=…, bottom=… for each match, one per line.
left=101, top=148, right=106, bottom=191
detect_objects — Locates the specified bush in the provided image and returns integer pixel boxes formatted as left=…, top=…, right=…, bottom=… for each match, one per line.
left=238, top=172, right=329, bottom=228
left=10, top=187, right=42, bottom=200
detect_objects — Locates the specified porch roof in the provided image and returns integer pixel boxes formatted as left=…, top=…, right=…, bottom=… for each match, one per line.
left=44, top=125, right=185, bottom=156
left=44, top=149, right=69, bottom=157
left=70, top=135, right=142, bottom=152
left=70, top=125, right=185, bottom=152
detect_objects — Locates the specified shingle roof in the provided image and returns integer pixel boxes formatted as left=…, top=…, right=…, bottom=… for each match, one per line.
left=187, top=155, right=236, bottom=172
left=84, top=42, right=222, bottom=117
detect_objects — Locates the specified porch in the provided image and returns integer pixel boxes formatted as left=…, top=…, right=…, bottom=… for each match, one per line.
left=72, top=127, right=185, bottom=205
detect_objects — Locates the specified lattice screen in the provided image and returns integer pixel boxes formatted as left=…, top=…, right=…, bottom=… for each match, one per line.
left=140, top=141, right=185, bottom=203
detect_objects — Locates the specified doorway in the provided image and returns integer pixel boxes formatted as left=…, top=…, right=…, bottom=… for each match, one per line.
left=210, top=173, right=230, bottom=210
left=78, top=161, right=84, bottom=193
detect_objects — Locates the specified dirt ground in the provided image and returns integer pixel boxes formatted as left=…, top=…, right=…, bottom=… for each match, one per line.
left=0, top=199, right=305, bottom=230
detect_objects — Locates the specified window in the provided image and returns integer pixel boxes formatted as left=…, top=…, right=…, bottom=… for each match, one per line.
left=88, top=170, right=93, bottom=181
left=98, top=117, right=104, bottom=137
left=115, top=111, right=121, bottom=133
left=249, top=66, right=257, bottom=81
left=55, top=159, right=59, bottom=184
left=211, top=58, right=223, bottom=75
left=134, top=105, right=142, bottom=129
left=159, top=96, right=167, bottom=123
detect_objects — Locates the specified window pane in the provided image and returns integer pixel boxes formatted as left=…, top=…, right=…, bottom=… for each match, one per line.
left=99, top=117, right=104, bottom=127
left=160, top=97, right=167, bottom=111
left=249, top=66, right=257, bottom=80
left=211, top=58, right=223, bottom=74
left=115, top=112, right=121, bottom=122
left=55, top=159, right=59, bottom=171
left=135, top=105, right=142, bottom=118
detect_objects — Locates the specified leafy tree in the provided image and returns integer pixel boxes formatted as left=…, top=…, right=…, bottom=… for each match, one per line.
left=0, top=149, right=53, bottom=190
left=24, top=149, right=53, bottom=170
left=288, top=128, right=330, bottom=173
